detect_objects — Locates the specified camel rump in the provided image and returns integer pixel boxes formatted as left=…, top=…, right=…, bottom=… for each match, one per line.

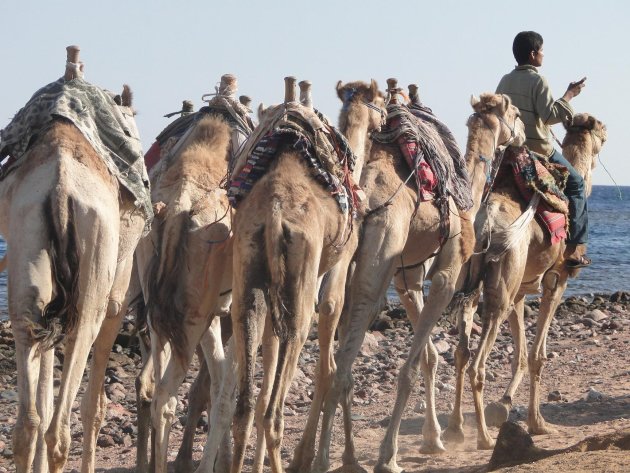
left=0, top=77, right=152, bottom=226
left=228, top=103, right=358, bottom=214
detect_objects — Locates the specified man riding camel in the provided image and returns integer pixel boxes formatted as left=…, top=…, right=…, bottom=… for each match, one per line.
left=496, top=30, right=591, bottom=268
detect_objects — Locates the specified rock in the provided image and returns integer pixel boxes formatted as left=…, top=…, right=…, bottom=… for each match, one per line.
left=585, top=387, right=605, bottom=402
left=359, top=332, right=380, bottom=357
left=414, top=399, right=426, bottom=413
left=97, top=434, right=116, bottom=448
left=547, top=390, right=563, bottom=401
left=0, top=390, right=17, bottom=401
left=434, top=339, right=451, bottom=355
left=587, top=309, right=608, bottom=322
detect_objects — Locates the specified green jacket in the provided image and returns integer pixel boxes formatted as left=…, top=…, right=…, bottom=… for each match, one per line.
left=496, top=65, right=574, bottom=157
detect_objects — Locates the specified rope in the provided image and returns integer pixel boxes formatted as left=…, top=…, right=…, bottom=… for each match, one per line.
left=597, top=154, right=623, bottom=200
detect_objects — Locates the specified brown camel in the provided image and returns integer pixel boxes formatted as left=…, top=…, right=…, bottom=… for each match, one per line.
left=133, top=74, right=252, bottom=473
left=227, top=77, right=384, bottom=473
left=444, top=113, right=607, bottom=451
left=291, top=90, right=525, bottom=473
left=0, top=46, right=149, bottom=472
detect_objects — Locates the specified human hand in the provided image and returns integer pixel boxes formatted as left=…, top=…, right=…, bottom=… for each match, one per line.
left=564, top=77, right=586, bottom=100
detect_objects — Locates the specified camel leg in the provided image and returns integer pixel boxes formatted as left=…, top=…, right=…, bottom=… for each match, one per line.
left=151, top=315, right=209, bottom=473
left=196, top=338, right=238, bottom=473
left=485, top=296, right=527, bottom=428
left=391, top=263, right=444, bottom=454
left=253, top=315, right=278, bottom=473
left=33, top=347, right=54, bottom=473
left=45, top=215, right=119, bottom=473
left=80, top=250, right=137, bottom=473
left=230, top=251, right=268, bottom=473
left=528, top=269, right=567, bottom=435
left=288, top=251, right=354, bottom=473
left=135, top=328, right=154, bottom=473
left=467, top=258, right=521, bottom=451
left=264, top=309, right=316, bottom=473
left=444, top=291, right=479, bottom=445
left=8, top=225, right=54, bottom=472
left=194, top=317, right=233, bottom=473
left=175, top=346, right=210, bottom=473
left=376, top=255, right=461, bottom=473
left=314, top=224, right=407, bottom=473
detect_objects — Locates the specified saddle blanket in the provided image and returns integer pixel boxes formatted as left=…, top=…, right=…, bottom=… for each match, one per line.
left=505, top=146, right=570, bottom=244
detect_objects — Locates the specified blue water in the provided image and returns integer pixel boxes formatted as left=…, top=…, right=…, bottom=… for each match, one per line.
left=0, top=186, right=628, bottom=319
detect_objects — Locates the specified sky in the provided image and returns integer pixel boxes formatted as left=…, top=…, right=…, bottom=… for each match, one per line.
left=1, top=0, right=628, bottom=186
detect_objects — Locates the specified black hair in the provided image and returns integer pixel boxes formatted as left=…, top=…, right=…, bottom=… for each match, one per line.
left=512, top=31, right=544, bottom=65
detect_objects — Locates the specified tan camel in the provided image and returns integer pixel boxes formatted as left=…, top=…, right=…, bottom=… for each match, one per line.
left=226, top=77, right=384, bottom=473
left=443, top=112, right=607, bottom=450
left=0, top=46, right=149, bottom=472
left=133, top=74, right=252, bottom=473
left=290, top=90, right=525, bottom=473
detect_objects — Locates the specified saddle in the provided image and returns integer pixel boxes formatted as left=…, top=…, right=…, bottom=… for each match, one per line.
left=498, top=146, right=570, bottom=244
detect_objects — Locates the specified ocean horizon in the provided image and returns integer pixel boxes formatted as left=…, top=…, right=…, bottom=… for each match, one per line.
left=1, top=185, right=629, bottom=320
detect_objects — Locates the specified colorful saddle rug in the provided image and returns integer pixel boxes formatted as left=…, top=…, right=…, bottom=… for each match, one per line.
left=503, top=146, right=570, bottom=244
left=372, top=104, right=472, bottom=212
left=228, top=106, right=357, bottom=215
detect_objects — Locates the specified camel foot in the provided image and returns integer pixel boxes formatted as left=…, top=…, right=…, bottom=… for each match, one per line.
left=485, top=401, right=510, bottom=428
left=419, top=439, right=446, bottom=454
left=174, top=456, right=195, bottom=473
left=443, top=425, right=466, bottom=445
left=528, top=422, right=558, bottom=436
left=477, top=436, right=496, bottom=450
left=374, top=461, right=403, bottom=473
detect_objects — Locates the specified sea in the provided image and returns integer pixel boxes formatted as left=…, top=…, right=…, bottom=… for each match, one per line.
left=0, top=185, right=629, bottom=320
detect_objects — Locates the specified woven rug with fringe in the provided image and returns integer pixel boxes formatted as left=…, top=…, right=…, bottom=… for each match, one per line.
left=228, top=104, right=357, bottom=215
left=0, top=77, right=152, bottom=225
left=502, top=146, right=570, bottom=244
left=371, top=104, right=472, bottom=212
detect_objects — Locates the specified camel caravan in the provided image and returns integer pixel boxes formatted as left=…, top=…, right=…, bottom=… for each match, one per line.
left=0, top=44, right=612, bottom=472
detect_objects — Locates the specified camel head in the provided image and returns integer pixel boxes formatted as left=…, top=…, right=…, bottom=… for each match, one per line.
left=336, top=79, right=385, bottom=135
left=469, top=93, right=526, bottom=148
left=562, top=113, right=607, bottom=196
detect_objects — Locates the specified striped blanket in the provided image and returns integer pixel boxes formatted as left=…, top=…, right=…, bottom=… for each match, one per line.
left=504, top=146, right=570, bottom=244
left=228, top=107, right=357, bottom=215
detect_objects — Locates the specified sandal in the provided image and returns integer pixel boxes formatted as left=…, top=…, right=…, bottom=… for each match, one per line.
left=566, top=254, right=592, bottom=269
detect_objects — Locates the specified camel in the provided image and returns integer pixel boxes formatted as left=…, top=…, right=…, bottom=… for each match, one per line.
left=225, top=77, right=384, bottom=473
left=0, top=46, right=149, bottom=472
left=443, top=112, right=607, bottom=450
left=133, top=74, right=253, bottom=473
left=289, top=88, right=525, bottom=473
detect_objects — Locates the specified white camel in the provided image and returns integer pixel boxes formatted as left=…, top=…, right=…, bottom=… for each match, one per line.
left=0, top=46, right=150, bottom=473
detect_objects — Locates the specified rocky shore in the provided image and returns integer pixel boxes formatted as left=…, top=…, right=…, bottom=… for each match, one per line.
left=0, top=291, right=629, bottom=472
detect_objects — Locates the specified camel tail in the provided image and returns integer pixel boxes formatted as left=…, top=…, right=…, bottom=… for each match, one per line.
left=266, top=207, right=292, bottom=339
left=40, top=193, right=81, bottom=349
left=146, top=207, right=190, bottom=362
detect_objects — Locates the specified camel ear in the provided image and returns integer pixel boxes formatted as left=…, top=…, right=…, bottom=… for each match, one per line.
left=369, top=79, right=379, bottom=101
left=122, top=84, right=133, bottom=107
left=586, top=115, right=597, bottom=129
left=257, top=103, right=267, bottom=121
left=470, top=95, right=480, bottom=107
left=336, top=80, right=344, bottom=101
left=500, top=94, right=510, bottom=114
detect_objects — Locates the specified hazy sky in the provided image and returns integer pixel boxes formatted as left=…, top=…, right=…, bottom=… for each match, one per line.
left=2, top=1, right=628, bottom=185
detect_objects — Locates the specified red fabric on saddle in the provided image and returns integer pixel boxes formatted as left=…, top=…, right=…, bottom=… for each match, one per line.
left=509, top=151, right=568, bottom=244
left=144, top=141, right=161, bottom=171
left=396, top=132, right=437, bottom=202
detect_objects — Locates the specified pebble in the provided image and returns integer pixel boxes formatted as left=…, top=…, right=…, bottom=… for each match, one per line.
left=585, top=387, right=605, bottom=402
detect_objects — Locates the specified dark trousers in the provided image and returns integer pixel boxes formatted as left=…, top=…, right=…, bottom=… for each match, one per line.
left=549, top=149, right=588, bottom=244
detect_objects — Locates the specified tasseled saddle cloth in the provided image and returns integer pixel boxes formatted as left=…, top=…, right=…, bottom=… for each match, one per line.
left=228, top=104, right=358, bottom=215
left=500, top=146, right=570, bottom=244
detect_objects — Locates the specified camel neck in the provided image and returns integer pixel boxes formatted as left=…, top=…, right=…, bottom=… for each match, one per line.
left=343, top=125, right=369, bottom=182
left=464, top=125, right=497, bottom=214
